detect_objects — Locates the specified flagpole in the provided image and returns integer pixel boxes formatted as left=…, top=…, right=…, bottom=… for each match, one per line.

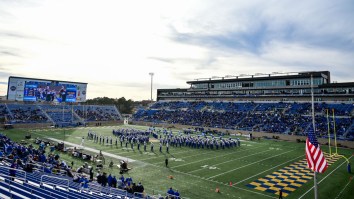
left=310, top=74, right=318, bottom=199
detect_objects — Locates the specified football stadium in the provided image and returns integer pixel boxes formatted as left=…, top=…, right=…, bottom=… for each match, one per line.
left=0, top=71, right=353, bottom=199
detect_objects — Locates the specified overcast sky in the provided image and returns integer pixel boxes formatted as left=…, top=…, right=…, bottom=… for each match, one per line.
left=0, top=0, right=353, bottom=100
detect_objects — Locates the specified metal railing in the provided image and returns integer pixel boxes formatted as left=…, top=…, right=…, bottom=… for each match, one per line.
left=0, top=165, right=27, bottom=181
left=88, top=183, right=103, bottom=194
left=40, top=175, right=69, bottom=190
left=0, top=174, right=38, bottom=198
left=109, top=186, right=128, bottom=198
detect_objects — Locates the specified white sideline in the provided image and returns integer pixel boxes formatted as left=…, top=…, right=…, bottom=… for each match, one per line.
left=207, top=149, right=296, bottom=179
left=143, top=156, right=277, bottom=199
left=235, top=154, right=304, bottom=185
left=150, top=149, right=220, bottom=165
left=171, top=145, right=265, bottom=168
left=188, top=149, right=273, bottom=173
left=47, top=138, right=136, bottom=162
left=148, top=146, right=240, bottom=164
left=334, top=175, right=353, bottom=199
left=299, top=156, right=353, bottom=199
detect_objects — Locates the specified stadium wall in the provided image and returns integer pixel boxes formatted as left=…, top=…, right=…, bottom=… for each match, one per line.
left=1, top=121, right=124, bottom=130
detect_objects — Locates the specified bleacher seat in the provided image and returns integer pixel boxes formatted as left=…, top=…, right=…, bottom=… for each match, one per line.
left=133, top=101, right=354, bottom=140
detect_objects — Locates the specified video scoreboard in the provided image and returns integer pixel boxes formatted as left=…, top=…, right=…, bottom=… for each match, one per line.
left=7, top=76, right=87, bottom=103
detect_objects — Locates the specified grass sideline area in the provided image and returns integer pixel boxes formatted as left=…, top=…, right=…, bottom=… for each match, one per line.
left=2, top=124, right=353, bottom=199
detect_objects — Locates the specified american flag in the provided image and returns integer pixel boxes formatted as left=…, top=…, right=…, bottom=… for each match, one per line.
left=305, top=128, right=328, bottom=173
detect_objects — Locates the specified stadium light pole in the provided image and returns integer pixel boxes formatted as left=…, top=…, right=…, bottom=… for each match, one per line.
left=149, top=72, right=154, bottom=101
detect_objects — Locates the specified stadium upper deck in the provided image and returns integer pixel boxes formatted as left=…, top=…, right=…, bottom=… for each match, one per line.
left=157, top=71, right=354, bottom=101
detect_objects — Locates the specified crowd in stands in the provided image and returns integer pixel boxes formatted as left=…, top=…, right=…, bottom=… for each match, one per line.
left=1, top=104, right=121, bottom=125
left=0, top=133, right=150, bottom=198
left=166, top=187, right=180, bottom=199
left=0, top=104, right=8, bottom=117
left=74, top=105, right=121, bottom=121
left=6, top=104, right=49, bottom=123
left=0, top=133, right=69, bottom=178
left=134, top=101, right=354, bottom=140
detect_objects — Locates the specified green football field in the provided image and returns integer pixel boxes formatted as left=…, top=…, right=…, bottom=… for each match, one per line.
left=3, top=125, right=354, bottom=199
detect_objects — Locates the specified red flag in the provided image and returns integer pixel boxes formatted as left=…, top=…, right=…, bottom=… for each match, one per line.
left=305, top=129, right=328, bottom=173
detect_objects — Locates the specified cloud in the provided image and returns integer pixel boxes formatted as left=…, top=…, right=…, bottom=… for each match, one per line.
left=0, top=31, right=39, bottom=40
left=0, top=71, right=14, bottom=78
left=0, top=50, right=22, bottom=57
left=0, top=0, right=353, bottom=99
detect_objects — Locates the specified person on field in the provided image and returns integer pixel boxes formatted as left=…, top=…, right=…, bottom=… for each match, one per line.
left=279, top=188, right=283, bottom=199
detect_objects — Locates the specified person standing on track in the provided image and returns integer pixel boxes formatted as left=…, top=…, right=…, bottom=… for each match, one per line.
left=80, top=136, right=85, bottom=147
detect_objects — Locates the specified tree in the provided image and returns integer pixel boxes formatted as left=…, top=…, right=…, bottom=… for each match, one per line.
left=85, top=97, right=134, bottom=114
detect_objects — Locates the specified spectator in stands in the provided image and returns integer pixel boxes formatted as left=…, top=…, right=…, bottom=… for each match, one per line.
left=97, top=172, right=102, bottom=184
left=174, top=190, right=180, bottom=199
left=80, top=176, right=89, bottom=192
left=101, top=172, right=108, bottom=187
left=137, top=182, right=144, bottom=193
left=73, top=174, right=80, bottom=182
left=119, top=175, right=125, bottom=183
left=9, top=160, right=18, bottom=181
left=76, top=166, right=83, bottom=173
left=89, top=167, right=94, bottom=181
left=24, top=159, right=34, bottom=173
left=132, top=183, right=137, bottom=193
left=167, top=187, right=175, bottom=197
left=112, top=176, right=117, bottom=188
left=44, top=166, right=52, bottom=174
left=107, top=173, right=113, bottom=187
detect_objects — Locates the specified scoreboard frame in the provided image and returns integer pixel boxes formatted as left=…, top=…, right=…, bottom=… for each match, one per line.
left=7, top=76, right=88, bottom=103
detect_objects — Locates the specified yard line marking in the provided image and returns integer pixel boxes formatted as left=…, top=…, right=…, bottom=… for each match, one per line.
left=148, top=150, right=218, bottom=164
left=134, top=143, right=238, bottom=161
left=334, top=175, right=353, bottom=199
left=47, top=138, right=136, bottom=162
left=146, top=160, right=276, bottom=199
left=235, top=154, right=304, bottom=185
left=136, top=148, right=200, bottom=160
left=206, top=149, right=296, bottom=179
left=150, top=147, right=249, bottom=165
left=299, top=156, right=353, bottom=199
left=188, top=149, right=273, bottom=173
left=171, top=145, right=265, bottom=169
left=103, top=149, right=135, bottom=155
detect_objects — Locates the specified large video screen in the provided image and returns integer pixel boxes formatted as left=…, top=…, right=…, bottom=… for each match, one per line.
left=7, top=77, right=87, bottom=103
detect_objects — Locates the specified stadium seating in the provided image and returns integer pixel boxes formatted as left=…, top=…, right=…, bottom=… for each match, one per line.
left=133, top=101, right=354, bottom=141
left=0, top=133, right=152, bottom=199
left=0, top=104, right=8, bottom=118
left=73, top=105, right=122, bottom=121
left=6, top=104, right=50, bottom=123
left=1, top=104, right=122, bottom=126
left=40, top=105, right=81, bottom=126
left=0, top=165, right=126, bottom=199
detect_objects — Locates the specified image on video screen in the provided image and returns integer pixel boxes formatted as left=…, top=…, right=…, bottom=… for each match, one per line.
left=23, top=81, right=77, bottom=103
